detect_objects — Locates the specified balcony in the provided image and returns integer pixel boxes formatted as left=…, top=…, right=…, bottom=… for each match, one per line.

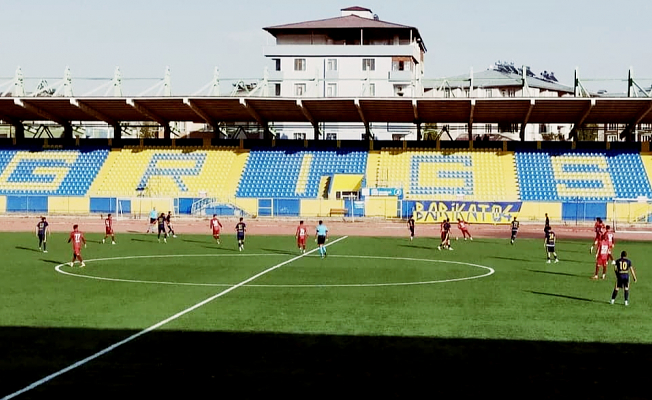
left=389, top=70, right=413, bottom=82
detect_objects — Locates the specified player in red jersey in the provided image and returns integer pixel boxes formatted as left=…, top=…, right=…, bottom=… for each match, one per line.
left=67, top=224, right=87, bottom=267
left=438, top=218, right=453, bottom=250
left=209, top=214, right=223, bottom=244
left=457, top=218, right=472, bottom=240
left=603, top=225, right=615, bottom=265
left=590, top=217, right=605, bottom=254
left=592, top=237, right=610, bottom=280
left=295, top=220, right=309, bottom=253
left=102, top=213, right=116, bottom=245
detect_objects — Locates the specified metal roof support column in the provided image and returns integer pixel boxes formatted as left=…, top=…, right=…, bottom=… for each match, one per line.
left=412, top=99, right=421, bottom=141
left=621, top=100, right=652, bottom=142
left=240, top=98, right=270, bottom=139
left=14, top=98, right=72, bottom=140
left=183, top=98, right=220, bottom=139
left=569, top=99, right=596, bottom=140
left=520, top=99, right=535, bottom=141
left=468, top=99, right=475, bottom=145
left=296, top=100, right=320, bottom=140
left=354, top=99, right=370, bottom=140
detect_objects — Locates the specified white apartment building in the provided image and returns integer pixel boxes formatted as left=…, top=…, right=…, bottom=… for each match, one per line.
left=262, top=6, right=427, bottom=140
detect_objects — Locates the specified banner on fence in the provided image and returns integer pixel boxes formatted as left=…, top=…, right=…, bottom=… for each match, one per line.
left=410, top=200, right=522, bottom=224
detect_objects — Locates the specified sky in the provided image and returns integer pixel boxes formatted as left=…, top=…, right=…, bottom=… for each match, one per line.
left=0, top=0, right=650, bottom=96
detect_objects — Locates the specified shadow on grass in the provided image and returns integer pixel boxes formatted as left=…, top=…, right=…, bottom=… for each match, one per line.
left=1, top=327, right=651, bottom=398
left=199, top=245, right=239, bottom=252
left=261, top=248, right=298, bottom=255
left=15, top=246, right=41, bottom=253
left=182, top=238, right=211, bottom=244
left=527, top=290, right=598, bottom=303
left=40, top=259, right=64, bottom=265
left=489, top=256, right=536, bottom=262
left=397, top=244, right=434, bottom=251
left=528, top=269, right=585, bottom=278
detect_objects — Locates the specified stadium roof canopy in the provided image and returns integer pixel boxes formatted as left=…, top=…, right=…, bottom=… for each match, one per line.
left=0, top=97, right=651, bottom=126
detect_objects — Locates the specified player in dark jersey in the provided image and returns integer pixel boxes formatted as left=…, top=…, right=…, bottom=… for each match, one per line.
left=157, top=212, right=168, bottom=243
left=235, top=217, right=246, bottom=251
left=544, top=228, right=558, bottom=263
left=438, top=218, right=453, bottom=250
left=35, top=216, right=49, bottom=252
left=610, top=251, right=637, bottom=306
left=510, top=217, right=520, bottom=244
left=165, top=211, right=177, bottom=238
left=544, top=213, right=550, bottom=233
left=407, top=216, right=415, bottom=241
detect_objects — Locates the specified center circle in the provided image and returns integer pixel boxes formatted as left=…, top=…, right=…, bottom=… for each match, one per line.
left=54, top=253, right=495, bottom=288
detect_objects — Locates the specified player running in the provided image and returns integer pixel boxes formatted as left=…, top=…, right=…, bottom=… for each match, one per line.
left=590, top=217, right=605, bottom=254
left=157, top=212, right=168, bottom=243
left=166, top=211, right=177, bottom=238
left=610, top=251, right=637, bottom=306
left=593, top=237, right=610, bottom=280
left=603, top=225, right=615, bottom=265
left=510, top=217, right=519, bottom=245
left=438, top=218, right=453, bottom=250
left=102, top=213, right=116, bottom=244
left=296, top=220, right=309, bottom=253
left=316, top=220, right=329, bottom=258
left=35, top=216, right=49, bottom=252
left=457, top=218, right=472, bottom=240
left=235, top=217, right=246, bottom=251
left=407, top=216, right=415, bottom=241
left=544, top=227, right=558, bottom=263
left=210, top=214, right=223, bottom=244
left=67, top=224, right=87, bottom=267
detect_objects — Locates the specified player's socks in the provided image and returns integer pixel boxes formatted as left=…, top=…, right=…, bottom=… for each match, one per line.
left=590, top=246, right=594, bottom=254
left=611, top=289, right=618, bottom=302
left=624, top=290, right=629, bottom=303
left=164, top=238, right=167, bottom=243
left=601, top=274, right=605, bottom=280
left=610, top=299, right=615, bottom=304
left=437, top=246, right=441, bottom=251
left=625, top=300, right=629, bottom=306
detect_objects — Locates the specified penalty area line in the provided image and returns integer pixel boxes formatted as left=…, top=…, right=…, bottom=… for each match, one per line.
left=1, top=236, right=348, bottom=400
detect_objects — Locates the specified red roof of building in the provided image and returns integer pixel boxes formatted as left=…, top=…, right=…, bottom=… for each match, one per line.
left=264, top=14, right=416, bottom=32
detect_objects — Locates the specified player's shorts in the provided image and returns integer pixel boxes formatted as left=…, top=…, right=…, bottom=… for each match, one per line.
left=38, top=232, right=46, bottom=241
left=440, top=232, right=449, bottom=241
left=212, top=229, right=221, bottom=237
left=158, top=225, right=166, bottom=233
left=546, top=245, right=555, bottom=253
left=73, top=246, right=81, bottom=256
left=512, top=229, right=518, bottom=236
left=237, top=232, right=245, bottom=241
left=298, top=237, right=306, bottom=246
left=150, top=218, right=156, bottom=224
left=317, top=235, right=326, bottom=245
left=616, top=274, right=630, bottom=288
left=105, top=228, right=113, bottom=235
left=596, top=256, right=608, bottom=266
left=460, top=229, right=469, bottom=235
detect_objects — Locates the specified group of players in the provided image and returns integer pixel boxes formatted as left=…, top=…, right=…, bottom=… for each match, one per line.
left=36, top=210, right=637, bottom=305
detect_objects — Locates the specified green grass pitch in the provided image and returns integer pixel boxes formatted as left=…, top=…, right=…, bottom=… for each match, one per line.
left=1, top=231, right=651, bottom=398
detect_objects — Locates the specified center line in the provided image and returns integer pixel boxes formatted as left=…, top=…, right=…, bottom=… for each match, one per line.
left=2, top=236, right=348, bottom=400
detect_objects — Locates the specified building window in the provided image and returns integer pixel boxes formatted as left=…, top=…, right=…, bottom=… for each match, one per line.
left=327, top=59, right=337, bottom=71
left=362, top=58, right=375, bottom=71
left=486, top=89, right=492, bottom=98
left=273, top=58, right=281, bottom=71
left=274, top=83, right=281, bottom=96
left=508, top=89, right=516, bottom=97
left=294, top=132, right=306, bottom=140
left=294, top=83, right=306, bottom=96
left=485, top=124, right=492, bottom=134
left=326, top=132, right=337, bottom=140
left=464, top=88, right=470, bottom=98
left=539, top=124, right=548, bottom=134
left=368, top=83, right=375, bottom=97
left=294, top=59, right=306, bottom=71
left=326, top=83, right=337, bottom=97
left=444, top=88, right=451, bottom=98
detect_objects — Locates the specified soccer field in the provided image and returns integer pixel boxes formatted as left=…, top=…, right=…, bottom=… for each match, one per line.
left=1, top=231, right=651, bottom=399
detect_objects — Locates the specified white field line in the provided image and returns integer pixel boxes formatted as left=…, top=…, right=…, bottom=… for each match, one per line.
left=1, top=236, right=348, bottom=400
left=56, top=254, right=494, bottom=288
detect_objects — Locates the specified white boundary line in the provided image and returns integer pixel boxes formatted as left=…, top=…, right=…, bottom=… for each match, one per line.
left=55, top=254, right=495, bottom=288
left=1, top=236, right=348, bottom=400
